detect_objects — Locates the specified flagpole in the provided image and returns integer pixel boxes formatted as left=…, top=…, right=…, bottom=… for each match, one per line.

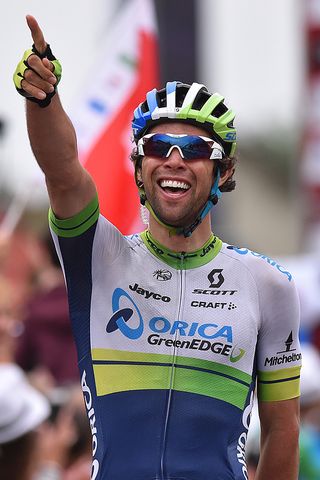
left=0, top=189, right=31, bottom=240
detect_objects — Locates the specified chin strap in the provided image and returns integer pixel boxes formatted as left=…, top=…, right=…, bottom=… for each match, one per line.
left=139, top=169, right=221, bottom=238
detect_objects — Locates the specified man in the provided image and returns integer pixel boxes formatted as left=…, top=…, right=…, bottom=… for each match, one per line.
left=14, top=15, right=301, bottom=480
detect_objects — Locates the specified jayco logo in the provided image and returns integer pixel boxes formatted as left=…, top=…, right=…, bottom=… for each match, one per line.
left=208, top=269, right=224, bottom=288
left=129, top=282, right=171, bottom=302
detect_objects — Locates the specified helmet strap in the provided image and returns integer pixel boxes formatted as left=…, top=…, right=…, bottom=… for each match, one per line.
left=138, top=168, right=221, bottom=238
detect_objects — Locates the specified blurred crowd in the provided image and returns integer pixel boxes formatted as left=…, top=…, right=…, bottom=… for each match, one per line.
left=0, top=224, right=92, bottom=480
left=1, top=223, right=320, bottom=479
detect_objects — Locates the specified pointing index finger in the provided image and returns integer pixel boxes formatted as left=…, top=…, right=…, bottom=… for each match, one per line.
left=26, top=15, right=47, bottom=55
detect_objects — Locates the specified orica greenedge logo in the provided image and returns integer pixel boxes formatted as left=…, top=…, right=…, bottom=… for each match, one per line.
left=106, top=288, right=246, bottom=363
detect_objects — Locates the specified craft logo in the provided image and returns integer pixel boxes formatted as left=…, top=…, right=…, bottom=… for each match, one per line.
left=208, top=269, right=224, bottom=288
left=153, top=269, right=172, bottom=281
left=190, top=300, right=237, bottom=310
left=228, top=302, right=237, bottom=311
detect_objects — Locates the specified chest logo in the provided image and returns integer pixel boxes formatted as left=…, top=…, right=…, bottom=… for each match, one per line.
left=106, top=288, right=246, bottom=363
left=277, top=331, right=296, bottom=354
left=208, top=269, right=224, bottom=288
left=153, top=269, right=172, bottom=281
left=129, top=283, right=171, bottom=302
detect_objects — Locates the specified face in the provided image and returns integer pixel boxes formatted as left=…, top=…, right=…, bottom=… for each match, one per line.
left=138, top=122, right=217, bottom=228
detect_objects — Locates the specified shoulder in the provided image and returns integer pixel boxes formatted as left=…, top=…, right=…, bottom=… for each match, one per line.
left=220, top=243, right=294, bottom=285
left=219, top=242, right=299, bottom=320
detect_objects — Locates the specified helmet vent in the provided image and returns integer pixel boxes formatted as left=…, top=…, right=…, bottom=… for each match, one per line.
left=211, top=102, right=228, bottom=118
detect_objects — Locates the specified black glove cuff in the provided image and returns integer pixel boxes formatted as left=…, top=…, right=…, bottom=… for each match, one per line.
left=26, top=91, right=56, bottom=108
left=31, top=43, right=56, bottom=61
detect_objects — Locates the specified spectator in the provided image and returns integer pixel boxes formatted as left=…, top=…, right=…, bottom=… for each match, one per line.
left=16, top=233, right=78, bottom=389
left=0, top=364, right=51, bottom=480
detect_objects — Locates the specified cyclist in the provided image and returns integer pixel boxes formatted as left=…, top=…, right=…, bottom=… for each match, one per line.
left=14, top=15, right=301, bottom=480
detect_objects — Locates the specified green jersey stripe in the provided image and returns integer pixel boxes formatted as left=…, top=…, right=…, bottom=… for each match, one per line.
left=140, top=230, right=222, bottom=269
left=93, top=363, right=250, bottom=409
left=258, top=378, right=300, bottom=401
left=49, top=195, right=99, bottom=238
left=92, top=348, right=252, bottom=385
left=258, top=365, right=301, bottom=382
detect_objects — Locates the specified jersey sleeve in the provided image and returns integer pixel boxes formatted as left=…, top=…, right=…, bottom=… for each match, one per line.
left=48, top=194, right=125, bottom=264
left=255, top=266, right=301, bottom=402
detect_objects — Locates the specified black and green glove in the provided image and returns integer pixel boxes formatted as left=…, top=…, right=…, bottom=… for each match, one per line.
left=13, top=43, right=62, bottom=108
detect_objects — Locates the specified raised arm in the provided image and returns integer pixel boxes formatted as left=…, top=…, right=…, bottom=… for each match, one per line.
left=16, top=15, right=96, bottom=218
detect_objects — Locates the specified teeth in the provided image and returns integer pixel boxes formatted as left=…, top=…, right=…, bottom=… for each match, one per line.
left=160, top=180, right=190, bottom=190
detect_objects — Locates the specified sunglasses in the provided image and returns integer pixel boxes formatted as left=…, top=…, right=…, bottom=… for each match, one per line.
left=137, top=134, right=224, bottom=160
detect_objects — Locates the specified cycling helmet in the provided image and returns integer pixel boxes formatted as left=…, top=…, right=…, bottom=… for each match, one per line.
left=132, top=81, right=236, bottom=157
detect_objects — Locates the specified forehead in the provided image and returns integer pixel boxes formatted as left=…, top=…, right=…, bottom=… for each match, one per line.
left=148, top=121, right=212, bottom=137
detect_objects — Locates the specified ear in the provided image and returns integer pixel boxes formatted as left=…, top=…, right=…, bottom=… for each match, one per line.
left=135, top=167, right=144, bottom=188
left=218, top=167, right=234, bottom=187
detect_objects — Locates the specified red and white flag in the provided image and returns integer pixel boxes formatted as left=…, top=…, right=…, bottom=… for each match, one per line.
left=71, top=0, right=159, bottom=234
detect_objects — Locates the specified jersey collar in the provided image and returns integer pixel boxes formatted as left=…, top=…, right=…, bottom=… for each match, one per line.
left=140, top=230, right=222, bottom=270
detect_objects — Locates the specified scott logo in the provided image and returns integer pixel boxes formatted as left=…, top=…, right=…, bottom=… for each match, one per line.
left=225, top=132, right=236, bottom=141
left=208, top=269, right=224, bottom=288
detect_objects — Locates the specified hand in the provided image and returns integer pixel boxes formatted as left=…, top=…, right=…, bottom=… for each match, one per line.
left=0, top=301, right=17, bottom=363
left=20, top=15, right=57, bottom=101
left=37, top=404, right=77, bottom=467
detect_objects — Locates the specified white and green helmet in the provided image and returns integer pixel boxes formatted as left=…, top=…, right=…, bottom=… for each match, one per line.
left=132, top=81, right=237, bottom=156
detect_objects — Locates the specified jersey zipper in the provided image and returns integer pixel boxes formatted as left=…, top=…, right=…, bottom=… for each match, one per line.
left=160, top=253, right=186, bottom=480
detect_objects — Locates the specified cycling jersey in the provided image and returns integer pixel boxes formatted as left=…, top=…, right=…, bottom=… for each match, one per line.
left=50, top=196, right=301, bottom=480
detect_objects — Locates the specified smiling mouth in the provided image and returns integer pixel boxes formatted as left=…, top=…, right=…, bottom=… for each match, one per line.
left=159, top=179, right=191, bottom=194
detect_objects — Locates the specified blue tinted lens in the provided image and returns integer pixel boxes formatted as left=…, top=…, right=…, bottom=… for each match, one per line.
left=143, top=135, right=172, bottom=157
left=143, top=134, right=212, bottom=159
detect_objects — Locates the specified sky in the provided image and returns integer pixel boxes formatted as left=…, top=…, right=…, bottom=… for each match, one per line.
left=0, top=0, right=305, bottom=205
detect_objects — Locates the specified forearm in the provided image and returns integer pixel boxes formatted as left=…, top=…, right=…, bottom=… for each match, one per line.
left=254, top=427, right=299, bottom=480
left=26, top=93, right=96, bottom=217
left=26, top=94, right=78, bottom=186
left=16, top=16, right=96, bottom=218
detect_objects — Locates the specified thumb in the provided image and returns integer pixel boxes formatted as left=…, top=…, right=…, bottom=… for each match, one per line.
left=26, top=14, right=47, bottom=55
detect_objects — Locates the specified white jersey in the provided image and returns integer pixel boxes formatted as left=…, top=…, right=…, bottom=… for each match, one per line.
left=50, top=196, right=301, bottom=480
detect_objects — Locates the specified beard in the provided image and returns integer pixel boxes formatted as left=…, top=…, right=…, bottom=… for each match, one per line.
left=144, top=183, right=211, bottom=228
